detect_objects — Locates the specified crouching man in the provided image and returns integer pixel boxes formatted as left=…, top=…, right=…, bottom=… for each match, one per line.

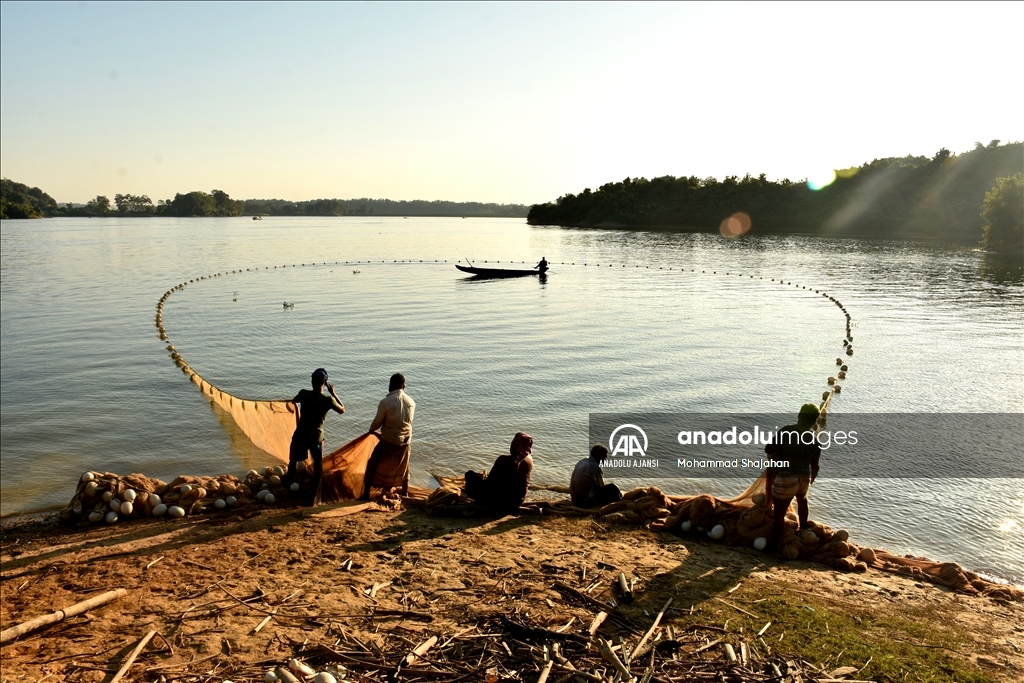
left=570, top=444, right=623, bottom=508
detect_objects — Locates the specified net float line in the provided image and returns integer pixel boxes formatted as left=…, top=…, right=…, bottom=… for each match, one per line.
left=155, top=259, right=853, bottom=461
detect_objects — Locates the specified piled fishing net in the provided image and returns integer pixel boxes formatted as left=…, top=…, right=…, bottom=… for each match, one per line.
left=62, top=470, right=251, bottom=523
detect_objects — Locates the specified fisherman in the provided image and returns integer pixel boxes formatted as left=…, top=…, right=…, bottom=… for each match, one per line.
left=288, top=368, right=345, bottom=491
left=535, top=256, right=549, bottom=273
left=764, top=403, right=822, bottom=552
left=570, top=444, right=623, bottom=508
left=464, top=432, right=534, bottom=514
left=363, top=373, right=415, bottom=498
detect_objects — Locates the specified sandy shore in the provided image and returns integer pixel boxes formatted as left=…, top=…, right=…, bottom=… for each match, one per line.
left=1, top=502, right=1022, bottom=683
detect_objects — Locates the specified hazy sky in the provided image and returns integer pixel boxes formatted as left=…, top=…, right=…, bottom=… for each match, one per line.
left=2, top=1, right=1021, bottom=204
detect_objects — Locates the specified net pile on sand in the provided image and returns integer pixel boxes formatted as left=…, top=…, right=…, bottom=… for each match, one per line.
left=62, top=471, right=250, bottom=523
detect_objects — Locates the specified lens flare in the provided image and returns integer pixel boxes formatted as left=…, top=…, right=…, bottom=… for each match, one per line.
left=808, top=169, right=837, bottom=191
left=719, top=212, right=752, bottom=238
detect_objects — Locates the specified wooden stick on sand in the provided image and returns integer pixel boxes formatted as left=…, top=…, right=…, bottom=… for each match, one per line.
left=1, top=589, right=128, bottom=645
left=109, top=630, right=156, bottom=683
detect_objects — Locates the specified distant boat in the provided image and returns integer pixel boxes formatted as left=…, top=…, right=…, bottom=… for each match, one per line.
left=456, top=264, right=546, bottom=278
left=252, top=216, right=262, bottom=220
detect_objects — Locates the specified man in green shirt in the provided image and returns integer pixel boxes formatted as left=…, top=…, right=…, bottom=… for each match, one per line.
left=288, top=367, right=345, bottom=491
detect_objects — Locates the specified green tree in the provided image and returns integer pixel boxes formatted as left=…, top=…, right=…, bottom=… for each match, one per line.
left=115, top=193, right=155, bottom=214
left=980, top=173, right=1023, bottom=257
left=84, top=195, right=111, bottom=215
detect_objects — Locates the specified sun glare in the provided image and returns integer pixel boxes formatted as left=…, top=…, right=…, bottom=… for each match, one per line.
left=719, top=211, right=752, bottom=238
left=807, top=169, right=837, bottom=191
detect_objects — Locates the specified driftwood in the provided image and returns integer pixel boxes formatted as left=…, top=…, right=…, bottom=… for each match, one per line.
left=0, top=588, right=128, bottom=645
left=632, top=598, right=672, bottom=658
left=587, top=611, right=608, bottom=636
left=109, top=630, right=156, bottom=683
left=596, top=637, right=633, bottom=680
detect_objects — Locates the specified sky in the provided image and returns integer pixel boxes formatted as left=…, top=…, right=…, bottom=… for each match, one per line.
left=1, top=1, right=1022, bottom=205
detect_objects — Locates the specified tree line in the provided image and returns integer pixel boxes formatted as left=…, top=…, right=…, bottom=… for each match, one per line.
left=527, top=141, right=1023, bottom=255
left=0, top=184, right=530, bottom=219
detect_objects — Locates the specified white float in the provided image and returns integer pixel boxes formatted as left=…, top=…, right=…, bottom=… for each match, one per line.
left=708, top=524, right=725, bottom=540
left=753, top=537, right=767, bottom=551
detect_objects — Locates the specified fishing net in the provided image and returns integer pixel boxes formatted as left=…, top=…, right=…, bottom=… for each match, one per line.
left=314, top=433, right=379, bottom=505
left=184, top=368, right=297, bottom=463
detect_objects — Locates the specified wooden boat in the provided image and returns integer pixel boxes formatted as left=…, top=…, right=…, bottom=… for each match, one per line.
left=456, top=264, right=546, bottom=278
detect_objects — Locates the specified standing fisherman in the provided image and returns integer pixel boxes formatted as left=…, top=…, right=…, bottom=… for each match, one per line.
left=288, top=368, right=345, bottom=492
left=363, top=373, right=415, bottom=498
left=764, top=403, right=822, bottom=552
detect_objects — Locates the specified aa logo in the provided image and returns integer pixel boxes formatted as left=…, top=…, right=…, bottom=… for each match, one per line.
left=609, top=424, right=648, bottom=457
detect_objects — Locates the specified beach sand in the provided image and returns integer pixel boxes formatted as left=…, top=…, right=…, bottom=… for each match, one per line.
left=1, top=504, right=1021, bottom=682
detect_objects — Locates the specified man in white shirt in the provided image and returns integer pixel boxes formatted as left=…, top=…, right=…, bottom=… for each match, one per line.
left=363, top=373, right=415, bottom=498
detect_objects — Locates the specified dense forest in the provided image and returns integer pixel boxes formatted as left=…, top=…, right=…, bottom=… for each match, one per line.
left=528, top=141, right=1023, bottom=247
left=241, top=197, right=529, bottom=217
left=0, top=183, right=529, bottom=219
left=0, top=179, right=59, bottom=219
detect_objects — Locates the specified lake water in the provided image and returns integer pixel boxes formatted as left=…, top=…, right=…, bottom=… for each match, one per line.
left=1, top=217, right=1022, bottom=582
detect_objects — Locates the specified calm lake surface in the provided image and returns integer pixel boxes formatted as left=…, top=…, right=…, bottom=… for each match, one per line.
left=1, top=217, right=1022, bottom=582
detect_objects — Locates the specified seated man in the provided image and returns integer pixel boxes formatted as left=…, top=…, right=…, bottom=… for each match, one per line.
left=765, top=403, right=822, bottom=552
left=570, top=444, right=622, bottom=508
left=464, top=432, right=534, bottom=514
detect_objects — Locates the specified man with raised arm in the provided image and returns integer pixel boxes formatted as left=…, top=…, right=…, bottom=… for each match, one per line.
left=363, top=373, right=415, bottom=498
left=288, top=368, right=345, bottom=492
left=764, top=403, right=822, bottom=552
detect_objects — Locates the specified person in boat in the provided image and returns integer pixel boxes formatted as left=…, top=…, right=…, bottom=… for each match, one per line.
left=535, top=257, right=549, bottom=273
left=464, top=432, right=534, bottom=513
left=570, top=444, right=623, bottom=508
left=288, top=368, right=345, bottom=491
left=764, top=403, right=822, bottom=552
left=363, top=373, right=416, bottom=498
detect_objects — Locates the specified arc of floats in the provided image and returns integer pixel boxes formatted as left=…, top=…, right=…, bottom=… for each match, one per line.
left=157, top=258, right=854, bottom=461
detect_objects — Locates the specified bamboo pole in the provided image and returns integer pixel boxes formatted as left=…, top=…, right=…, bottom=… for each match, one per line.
left=1, top=589, right=128, bottom=645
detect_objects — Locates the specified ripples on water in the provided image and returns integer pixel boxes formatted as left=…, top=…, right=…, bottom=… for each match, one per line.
left=1, top=217, right=1021, bottom=582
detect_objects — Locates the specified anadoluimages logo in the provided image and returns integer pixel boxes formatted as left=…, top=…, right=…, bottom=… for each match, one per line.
left=609, top=424, right=648, bottom=457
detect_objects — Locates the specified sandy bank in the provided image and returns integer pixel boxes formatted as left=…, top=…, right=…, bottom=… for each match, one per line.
left=1, top=505, right=1022, bottom=682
